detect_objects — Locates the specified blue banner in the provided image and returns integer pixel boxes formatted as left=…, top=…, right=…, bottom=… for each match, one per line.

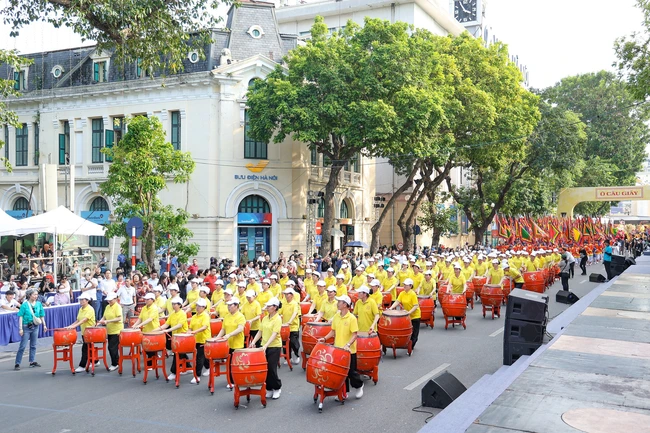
left=80, top=211, right=110, bottom=224
left=237, top=213, right=272, bottom=225
left=6, top=210, right=33, bottom=220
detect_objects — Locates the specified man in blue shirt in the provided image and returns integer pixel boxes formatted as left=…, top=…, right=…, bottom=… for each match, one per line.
left=603, top=239, right=613, bottom=281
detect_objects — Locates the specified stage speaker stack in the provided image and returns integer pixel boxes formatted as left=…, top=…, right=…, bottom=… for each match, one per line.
left=421, top=371, right=467, bottom=409
left=611, top=255, right=635, bottom=277
left=503, top=289, right=548, bottom=366
left=556, top=290, right=580, bottom=304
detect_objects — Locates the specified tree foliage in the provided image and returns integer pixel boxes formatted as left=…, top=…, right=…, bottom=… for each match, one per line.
left=418, top=194, right=459, bottom=247
left=615, top=0, right=650, bottom=100
left=1, top=0, right=233, bottom=74
left=100, top=116, right=198, bottom=272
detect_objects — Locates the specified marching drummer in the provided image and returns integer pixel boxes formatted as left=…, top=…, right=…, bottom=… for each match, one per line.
left=242, top=290, right=262, bottom=347
left=368, top=279, right=384, bottom=308
left=449, top=264, right=467, bottom=294
left=184, top=278, right=201, bottom=314
left=66, top=292, right=96, bottom=373
left=97, top=292, right=123, bottom=371
left=382, top=267, right=398, bottom=300
left=153, top=286, right=166, bottom=317
left=188, top=298, right=211, bottom=383
left=500, top=263, right=525, bottom=289
left=279, top=288, right=301, bottom=365
left=257, top=279, right=273, bottom=310
left=165, top=286, right=181, bottom=315
left=418, top=271, right=436, bottom=298
left=216, top=289, right=233, bottom=319
left=159, top=296, right=188, bottom=381
left=335, top=274, right=348, bottom=297
left=388, top=278, right=421, bottom=349
left=215, top=297, right=246, bottom=388
left=249, top=297, right=283, bottom=400
left=315, top=286, right=338, bottom=323
left=131, top=293, right=160, bottom=333
left=210, top=279, right=225, bottom=308
left=353, top=286, right=379, bottom=334
left=309, top=280, right=327, bottom=314
left=319, top=295, right=364, bottom=399
left=485, top=259, right=504, bottom=285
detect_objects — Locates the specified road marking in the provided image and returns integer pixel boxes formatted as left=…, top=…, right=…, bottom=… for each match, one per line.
left=404, top=363, right=451, bottom=391
left=579, top=279, right=587, bottom=284
left=489, top=328, right=504, bottom=337
left=0, top=348, right=54, bottom=363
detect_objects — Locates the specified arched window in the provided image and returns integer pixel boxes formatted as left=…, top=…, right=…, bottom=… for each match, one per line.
left=238, top=195, right=270, bottom=214
left=340, top=200, right=349, bottom=219
left=248, top=78, right=260, bottom=89
left=317, top=198, right=325, bottom=218
left=13, top=197, right=29, bottom=211
left=89, top=197, right=110, bottom=248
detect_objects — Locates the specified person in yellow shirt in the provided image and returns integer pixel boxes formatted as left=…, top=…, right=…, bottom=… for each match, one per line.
left=449, top=264, right=467, bottom=294
left=235, top=281, right=248, bottom=307
left=411, top=264, right=424, bottom=292
left=309, top=280, right=328, bottom=313
left=188, top=298, right=212, bottom=384
left=365, top=258, right=378, bottom=276
left=474, top=255, right=488, bottom=277
left=315, top=286, right=338, bottom=322
left=159, top=296, right=189, bottom=380
left=382, top=268, right=399, bottom=301
left=190, top=286, right=211, bottom=313
left=335, top=274, right=348, bottom=297
left=396, top=262, right=413, bottom=285
left=247, top=275, right=262, bottom=294
left=369, top=279, right=384, bottom=307
left=340, top=263, right=353, bottom=285
left=269, top=275, right=282, bottom=298
left=242, top=290, right=262, bottom=347
left=440, top=259, right=454, bottom=282
left=303, top=269, right=315, bottom=299
left=216, top=297, right=246, bottom=387
left=217, top=290, right=234, bottom=319
left=524, top=253, right=537, bottom=272
left=374, top=265, right=387, bottom=285
left=250, top=296, right=283, bottom=399
left=210, top=280, right=225, bottom=309
left=324, top=268, right=336, bottom=288
left=152, top=286, right=166, bottom=318
left=226, top=274, right=238, bottom=294
left=419, top=271, right=436, bottom=298
left=279, top=268, right=290, bottom=291
left=257, top=279, right=273, bottom=310
left=350, top=267, right=366, bottom=291
left=319, top=294, right=364, bottom=399
left=97, top=292, right=123, bottom=371
left=165, top=286, right=181, bottom=315
left=133, top=293, right=161, bottom=333
left=280, top=288, right=301, bottom=364
left=389, top=278, right=421, bottom=348
left=501, top=263, right=525, bottom=289
left=461, top=259, right=475, bottom=282
left=486, top=259, right=505, bottom=285
left=184, top=278, right=201, bottom=313
left=66, top=293, right=96, bottom=373
left=353, top=286, right=380, bottom=333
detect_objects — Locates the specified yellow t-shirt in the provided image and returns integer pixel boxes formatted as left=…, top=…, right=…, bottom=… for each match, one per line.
left=475, top=262, right=488, bottom=276
left=167, top=309, right=188, bottom=335
left=411, top=273, right=424, bottom=291
left=155, top=296, right=166, bottom=317
left=318, top=298, right=338, bottom=321
left=211, top=289, right=224, bottom=306
left=165, top=298, right=175, bottom=316
left=312, top=291, right=327, bottom=312
left=269, top=283, right=282, bottom=298
left=226, top=282, right=238, bottom=293
left=257, top=290, right=272, bottom=309
left=216, top=302, right=229, bottom=319
left=332, top=311, right=358, bottom=354
left=223, top=311, right=246, bottom=349
left=382, top=276, right=399, bottom=299
left=247, top=282, right=262, bottom=294
left=351, top=275, right=366, bottom=290
left=139, top=304, right=160, bottom=333
left=342, top=270, right=353, bottom=284
left=370, top=289, right=383, bottom=307
left=279, top=276, right=289, bottom=291
left=242, top=300, right=262, bottom=331
left=353, top=298, right=379, bottom=332
left=261, top=313, right=282, bottom=348
left=397, top=290, right=421, bottom=320
left=397, top=269, right=413, bottom=285
left=186, top=289, right=200, bottom=312
left=506, top=268, right=525, bottom=284
left=324, top=275, right=336, bottom=288
left=419, top=279, right=436, bottom=297
left=441, top=266, right=454, bottom=281
left=103, top=303, right=123, bottom=335
left=525, top=259, right=537, bottom=272
left=374, top=268, right=387, bottom=284
left=189, top=311, right=211, bottom=344
left=461, top=266, right=474, bottom=281
left=280, top=299, right=300, bottom=332
left=365, top=265, right=378, bottom=276
left=335, top=283, right=348, bottom=297
left=449, top=274, right=467, bottom=294
left=77, top=305, right=96, bottom=333
left=488, top=267, right=505, bottom=285
left=304, top=279, right=315, bottom=298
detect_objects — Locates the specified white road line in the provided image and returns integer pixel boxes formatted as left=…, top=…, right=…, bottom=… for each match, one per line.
left=0, top=348, right=54, bottom=363
left=489, top=328, right=504, bottom=337
left=404, top=363, right=451, bottom=391
left=579, top=279, right=587, bottom=284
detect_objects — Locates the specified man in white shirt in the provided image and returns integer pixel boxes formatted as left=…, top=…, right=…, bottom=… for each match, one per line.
left=101, top=270, right=117, bottom=297
left=79, top=267, right=98, bottom=313
left=116, top=279, right=136, bottom=325
left=0, top=290, right=20, bottom=312
left=147, top=270, right=159, bottom=288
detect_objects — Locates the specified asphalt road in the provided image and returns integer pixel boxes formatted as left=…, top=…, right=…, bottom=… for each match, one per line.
left=0, top=264, right=606, bottom=433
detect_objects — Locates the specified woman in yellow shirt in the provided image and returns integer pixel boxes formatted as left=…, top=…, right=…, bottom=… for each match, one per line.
left=449, top=265, right=467, bottom=295
left=309, top=280, right=327, bottom=313
left=188, top=298, right=211, bottom=384
left=389, top=278, right=421, bottom=348
left=315, top=286, right=339, bottom=322
left=382, top=268, right=399, bottom=300
left=184, top=279, right=201, bottom=313
left=419, top=271, right=436, bottom=298
left=216, top=297, right=246, bottom=388
left=242, top=290, right=262, bottom=347
left=257, top=279, right=273, bottom=311
left=67, top=293, right=96, bottom=373
left=485, top=259, right=505, bottom=285
left=98, top=292, right=123, bottom=371
left=250, top=297, right=283, bottom=400
left=159, top=297, right=188, bottom=380
left=501, top=263, right=525, bottom=289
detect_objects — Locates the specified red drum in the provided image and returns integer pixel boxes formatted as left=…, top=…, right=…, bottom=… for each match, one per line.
left=382, top=292, right=392, bottom=307
left=244, top=321, right=251, bottom=341
left=210, top=319, right=223, bottom=337
left=348, top=290, right=359, bottom=306
left=119, top=329, right=142, bottom=346
left=523, top=271, right=545, bottom=293
left=302, top=322, right=333, bottom=355
left=141, top=332, right=166, bottom=352
left=396, top=287, right=405, bottom=297
left=300, top=302, right=312, bottom=315
left=53, top=328, right=77, bottom=346
left=502, top=278, right=513, bottom=300
left=356, top=332, right=381, bottom=383
left=128, top=316, right=139, bottom=328
left=465, top=280, right=475, bottom=301
left=159, top=317, right=166, bottom=326
left=441, top=294, right=467, bottom=317
left=472, top=276, right=487, bottom=294
left=377, top=310, right=413, bottom=353
left=280, top=324, right=290, bottom=342
left=306, top=342, right=351, bottom=390
left=231, top=348, right=268, bottom=387
left=481, top=284, right=503, bottom=319
left=417, top=295, right=435, bottom=327
left=171, top=333, right=196, bottom=353
left=204, top=338, right=229, bottom=360
left=438, top=285, right=450, bottom=304
left=186, top=310, right=193, bottom=318
left=301, top=313, right=318, bottom=327
left=83, top=326, right=107, bottom=343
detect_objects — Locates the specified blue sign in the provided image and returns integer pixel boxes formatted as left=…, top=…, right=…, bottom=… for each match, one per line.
left=126, top=217, right=144, bottom=238
left=239, top=228, right=248, bottom=238
left=6, top=210, right=33, bottom=220
left=315, top=235, right=322, bottom=247
left=81, top=210, right=110, bottom=224
left=237, top=213, right=272, bottom=225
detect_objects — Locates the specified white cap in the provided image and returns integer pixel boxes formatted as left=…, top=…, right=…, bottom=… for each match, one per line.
left=265, top=297, right=280, bottom=308
left=357, top=285, right=370, bottom=294
left=366, top=273, right=375, bottom=279
left=229, top=274, right=236, bottom=279
left=171, top=297, right=183, bottom=304
left=226, top=298, right=240, bottom=305
left=553, top=248, right=559, bottom=252
left=237, top=281, right=246, bottom=287
left=313, top=271, right=321, bottom=278
left=78, top=292, right=92, bottom=301
left=413, top=263, right=421, bottom=268
left=463, top=258, right=471, bottom=263
left=326, top=285, right=337, bottom=292
left=248, top=273, right=257, bottom=279
left=200, top=286, right=210, bottom=293
left=356, top=266, right=364, bottom=271
left=153, top=286, right=163, bottom=292
left=280, top=268, right=288, bottom=273
left=317, top=280, right=326, bottom=287
left=196, top=298, right=207, bottom=308
left=403, top=278, right=414, bottom=286
left=191, top=278, right=200, bottom=283
left=335, top=295, right=352, bottom=305
left=216, top=280, right=224, bottom=286
left=424, top=270, right=433, bottom=275
left=453, top=263, right=462, bottom=269
left=491, top=259, right=499, bottom=264
left=370, top=279, right=381, bottom=287
left=283, top=288, right=295, bottom=295
left=245, top=290, right=256, bottom=298
left=270, top=274, right=278, bottom=279
left=286, top=280, right=296, bottom=286
left=106, top=292, right=117, bottom=301
left=306, top=269, right=313, bottom=274
left=144, top=293, right=156, bottom=300
left=262, top=278, right=271, bottom=284
left=336, top=273, right=345, bottom=279
left=224, top=289, right=234, bottom=296
left=341, top=264, right=348, bottom=269
left=327, top=267, right=334, bottom=272
left=387, top=267, right=395, bottom=273
left=425, top=261, right=432, bottom=267
left=502, top=263, right=510, bottom=269
left=368, top=257, right=375, bottom=262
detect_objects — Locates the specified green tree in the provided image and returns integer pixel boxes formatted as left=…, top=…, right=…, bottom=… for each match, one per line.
left=100, top=116, right=198, bottom=272
left=0, top=49, right=31, bottom=170
left=615, top=0, right=650, bottom=100
left=247, top=17, right=449, bottom=254
left=1, top=0, right=233, bottom=74
left=418, top=192, right=458, bottom=247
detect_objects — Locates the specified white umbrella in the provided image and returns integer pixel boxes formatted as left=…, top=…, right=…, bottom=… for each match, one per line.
left=0, top=209, right=24, bottom=236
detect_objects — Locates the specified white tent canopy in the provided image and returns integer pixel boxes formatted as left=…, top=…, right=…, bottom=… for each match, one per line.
left=16, top=206, right=106, bottom=237
left=0, top=209, right=25, bottom=237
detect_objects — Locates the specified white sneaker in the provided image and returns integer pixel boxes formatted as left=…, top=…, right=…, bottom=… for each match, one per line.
left=108, top=365, right=118, bottom=372
left=355, top=384, right=364, bottom=399
left=74, top=367, right=85, bottom=373
left=292, top=356, right=301, bottom=364
left=202, top=370, right=209, bottom=377
left=266, top=390, right=274, bottom=398
left=180, top=370, right=189, bottom=375
left=272, top=389, right=281, bottom=399
left=226, top=384, right=233, bottom=390
left=167, top=373, right=176, bottom=380
left=283, top=358, right=288, bottom=365
left=190, top=377, right=200, bottom=384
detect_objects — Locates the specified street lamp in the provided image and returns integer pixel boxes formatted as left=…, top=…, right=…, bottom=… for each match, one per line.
left=485, top=203, right=495, bottom=246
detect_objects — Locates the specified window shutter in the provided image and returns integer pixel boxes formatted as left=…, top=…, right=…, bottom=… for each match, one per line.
left=102, top=62, right=107, bottom=82
left=93, top=63, right=99, bottom=82
left=14, top=71, right=20, bottom=90
left=59, top=134, right=66, bottom=165
left=105, top=130, right=114, bottom=162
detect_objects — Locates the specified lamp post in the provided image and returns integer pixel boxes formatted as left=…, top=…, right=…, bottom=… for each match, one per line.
left=373, top=196, right=385, bottom=246
left=485, top=203, right=495, bottom=246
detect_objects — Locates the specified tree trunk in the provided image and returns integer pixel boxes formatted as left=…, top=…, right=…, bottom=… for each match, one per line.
left=397, top=177, right=424, bottom=254
left=320, top=164, right=344, bottom=256
left=474, top=226, right=486, bottom=247
left=370, top=163, right=420, bottom=252
left=431, top=230, right=441, bottom=247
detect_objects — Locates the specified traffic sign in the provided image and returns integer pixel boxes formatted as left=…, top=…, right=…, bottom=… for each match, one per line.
left=126, top=217, right=144, bottom=238
left=397, top=242, right=404, bottom=250
left=315, top=221, right=322, bottom=235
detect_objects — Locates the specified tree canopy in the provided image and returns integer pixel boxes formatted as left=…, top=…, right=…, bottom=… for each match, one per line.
left=0, top=49, right=31, bottom=171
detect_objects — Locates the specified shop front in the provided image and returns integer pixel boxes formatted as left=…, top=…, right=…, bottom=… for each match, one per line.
left=237, top=195, right=271, bottom=264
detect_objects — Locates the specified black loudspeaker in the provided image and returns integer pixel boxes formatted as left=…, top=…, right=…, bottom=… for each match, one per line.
left=421, top=371, right=467, bottom=409
left=503, top=341, right=541, bottom=366
left=504, top=318, right=545, bottom=344
left=589, top=273, right=606, bottom=283
left=626, top=257, right=637, bottom=266
left=506, top=289, right=549, bottom=323
left=556, top=290, right=580, bottom=304
left=611, top=255, right=626, bottom=266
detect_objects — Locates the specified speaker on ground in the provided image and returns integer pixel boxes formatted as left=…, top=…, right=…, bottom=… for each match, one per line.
left=503, top=341, right=541, bottom=366
left=556, top=290, right=580, bottom=305
left=504, top=318, right=545, bottom=344
left=506, top=289, right=549, bottom=324
left=589, top=273, right=606, bottom=283
left=421, top=371, right=467, bottom=409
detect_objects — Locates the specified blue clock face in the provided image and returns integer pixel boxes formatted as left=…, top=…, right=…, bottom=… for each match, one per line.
left=454, top=0, right=478, bottom=23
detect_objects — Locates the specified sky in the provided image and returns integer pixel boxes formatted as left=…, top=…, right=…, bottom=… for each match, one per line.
left=0, top=0, right=645, bottom=90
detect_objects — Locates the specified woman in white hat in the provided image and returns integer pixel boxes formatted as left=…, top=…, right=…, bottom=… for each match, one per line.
left=188, top=298, right=211, bottom=383
left=159, top=296, right=188, bottom=381
left=280, top=288, right=301, bottom=365
left=250, top=297, right=283, bottom=398
left=485, top=259, right=504, bottom=285
left=215, top=297, right=246, bottom=386
left=389, top=278, right=421, bottom=348
left=98, top=291, right=123, bottom=371
left=449, top=264, right=467, bottom=295
left=257, top=279, right=272, bottom=308
left=242, top=290, right=262, bottom=347
left=183, top=278, right=201, bottom=314
left=66, top=292, right=95, bottom=373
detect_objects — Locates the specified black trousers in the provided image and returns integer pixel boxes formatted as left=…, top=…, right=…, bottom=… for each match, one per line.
left=569, top=263, right=575, bottom=278
left=580, top=258, right=587, bottom=275
left=107, top=334, right=119, bottom=367
left=289, top=331, right=300, bottom=357
left=79, top=339, right=89, bottom=368
left=514, top=282, right=524, bottom=289
left=345, top=353, right=363, bottom=392
left=250, top=330, right=261, bottom=348
left=561, top=274, right=569, bottom=291
left=265, top=347, right=282, bottom=391
left=411, top=318, right=420, bottom=348
left=194, top=343, right=205, bottom=377
left=167, top=337, right=188, bottom=374
left=604, top=261, right=613, bottom=281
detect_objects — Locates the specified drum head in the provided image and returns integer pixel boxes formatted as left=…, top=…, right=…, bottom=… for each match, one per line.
left=382, top=310, right=409, bottom=317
